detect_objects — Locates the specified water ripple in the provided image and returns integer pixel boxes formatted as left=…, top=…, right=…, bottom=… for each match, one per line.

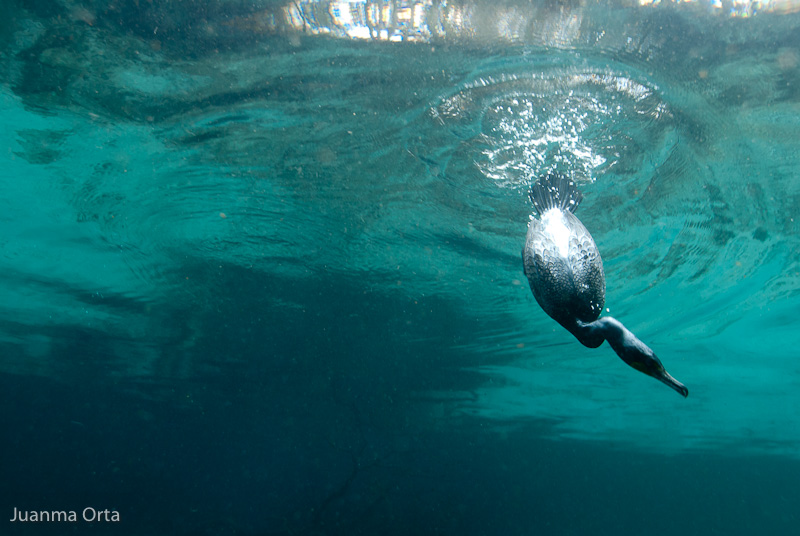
left=427, top=60, right=675, bottom=191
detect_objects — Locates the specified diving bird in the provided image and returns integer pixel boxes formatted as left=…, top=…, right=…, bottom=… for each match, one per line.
left=522, top=173, right=688, bottom=397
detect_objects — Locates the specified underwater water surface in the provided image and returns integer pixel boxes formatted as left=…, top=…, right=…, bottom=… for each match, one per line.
left=2, top=0, right=800, bottom=534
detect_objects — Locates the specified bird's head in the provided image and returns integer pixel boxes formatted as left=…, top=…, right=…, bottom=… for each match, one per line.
left=588, top=317, right=689, bottom=398
left=615, top=335, right=689, bottom=398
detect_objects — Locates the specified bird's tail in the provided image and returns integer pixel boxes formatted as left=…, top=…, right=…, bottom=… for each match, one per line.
left=529, top=173, right=583, bottom=215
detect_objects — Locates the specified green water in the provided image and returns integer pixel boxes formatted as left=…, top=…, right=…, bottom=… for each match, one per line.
left=2, top=1, right=800, bottom=534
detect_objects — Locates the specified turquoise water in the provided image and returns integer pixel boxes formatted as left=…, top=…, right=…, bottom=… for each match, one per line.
left=2, top=0, right=800, bottom=534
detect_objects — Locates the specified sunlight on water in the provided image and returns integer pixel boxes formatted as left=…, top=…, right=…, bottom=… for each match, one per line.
left=280, top=0, right=800, bottom=45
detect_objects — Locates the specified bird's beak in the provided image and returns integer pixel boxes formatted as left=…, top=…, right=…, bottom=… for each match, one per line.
left=656, top=370, right=689, bottom=398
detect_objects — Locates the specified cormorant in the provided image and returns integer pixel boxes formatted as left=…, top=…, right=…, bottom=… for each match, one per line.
left=522, top=173, right=688, bottom=397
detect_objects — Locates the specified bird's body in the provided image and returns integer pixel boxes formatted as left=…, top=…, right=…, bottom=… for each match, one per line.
left=522, top=174, right=688, bottom=397
left=523, top=198, right=605, bottom=348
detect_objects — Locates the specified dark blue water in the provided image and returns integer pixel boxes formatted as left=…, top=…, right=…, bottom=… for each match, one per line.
left=2, top=0, right=800, bottom=534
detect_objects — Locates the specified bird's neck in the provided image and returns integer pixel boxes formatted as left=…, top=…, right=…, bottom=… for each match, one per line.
left=575, top=316, right=629, bottom=351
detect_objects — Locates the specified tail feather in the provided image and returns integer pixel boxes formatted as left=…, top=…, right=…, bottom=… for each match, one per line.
left=529, top=173, right=583, bottom=215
